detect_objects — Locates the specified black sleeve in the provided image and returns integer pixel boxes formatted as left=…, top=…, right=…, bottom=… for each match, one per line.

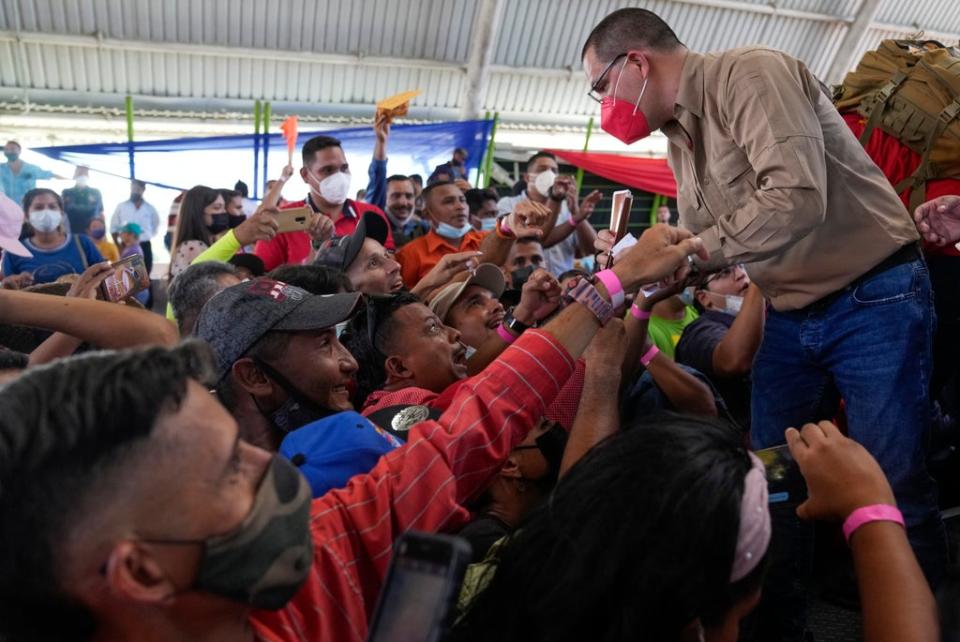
left=676, top=318, right=728, bottom=379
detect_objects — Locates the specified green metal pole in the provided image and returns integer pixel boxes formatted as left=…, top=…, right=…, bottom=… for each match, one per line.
left=253, top=100, right=262, bottom=199
left=649, top=193, right=664, bottom=225
left=125, top=95, right=135, bottom=179
left=482, top=112, right=499, bottom=188
left=478, top=110, right=491, bottom=186
left=575, top=116, right=594, bottom=192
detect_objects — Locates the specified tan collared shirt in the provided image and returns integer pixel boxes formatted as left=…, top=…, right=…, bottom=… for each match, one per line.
left=664, top=47, right=919, bottom=311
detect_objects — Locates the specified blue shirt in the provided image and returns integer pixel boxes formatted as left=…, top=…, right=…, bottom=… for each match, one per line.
left=2, top=234, right=103, bottom=284
left=365, top=158, right=388, bottom=210
left=0, top=161, right=54, bottom=206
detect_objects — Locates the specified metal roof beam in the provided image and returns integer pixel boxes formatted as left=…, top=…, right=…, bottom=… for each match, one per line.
left=825, top=0, right=884, bottom=84
left=461, top=0, right=505, bottom=119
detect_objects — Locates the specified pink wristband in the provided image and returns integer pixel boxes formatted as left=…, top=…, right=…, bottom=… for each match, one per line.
left=593, top=269, right=624, bottom=308
left=640, top=344, right=660, bottom=367
left=630, top=304, right=652, bottom=320
left=842, top=504, right=904, bottom=544
left=496, top=323, right=518, bottom=344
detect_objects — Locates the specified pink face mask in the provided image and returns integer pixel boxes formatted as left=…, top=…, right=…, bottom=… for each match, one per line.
left=600, top=58, right=651, bottom=145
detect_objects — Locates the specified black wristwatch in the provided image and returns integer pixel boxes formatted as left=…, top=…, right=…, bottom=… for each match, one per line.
left=503, top=310, right=531, bottom=336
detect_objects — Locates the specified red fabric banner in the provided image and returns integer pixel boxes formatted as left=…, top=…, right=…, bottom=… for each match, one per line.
left=547, top=149, right=677, bottom=197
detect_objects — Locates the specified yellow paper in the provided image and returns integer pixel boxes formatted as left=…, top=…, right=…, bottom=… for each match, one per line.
left=376, top=90, right=422, bottom=122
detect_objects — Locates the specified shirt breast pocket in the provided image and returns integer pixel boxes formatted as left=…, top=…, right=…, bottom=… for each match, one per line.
left=710, top=149, right=755, bottom=211
left=677, top=183, right=713, bottom=232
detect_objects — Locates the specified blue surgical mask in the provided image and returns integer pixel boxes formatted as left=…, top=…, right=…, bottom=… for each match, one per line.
left=479, top=218, right=498, bottom=232
left=435, top=221, right=474, bottom=239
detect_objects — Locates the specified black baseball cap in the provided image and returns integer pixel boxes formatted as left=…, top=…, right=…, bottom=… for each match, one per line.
left=314, top=211, right=389, bottom=273
left=195, top=278, right=362, bottom=380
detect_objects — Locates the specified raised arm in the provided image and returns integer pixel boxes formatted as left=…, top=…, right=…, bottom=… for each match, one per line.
left=787, top=421, right=938, bottom=642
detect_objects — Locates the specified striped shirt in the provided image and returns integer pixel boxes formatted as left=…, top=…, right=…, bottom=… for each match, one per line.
left=250, top=329, right=575, bottom=642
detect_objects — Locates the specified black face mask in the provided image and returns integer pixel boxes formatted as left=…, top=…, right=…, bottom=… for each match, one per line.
left=228, top=214, right=246, bottom=229
left=208, top=213, right=230, bottom=235
left=252, top=359, right=336, bottom=433
left=510, top=265, right=536, bottom=290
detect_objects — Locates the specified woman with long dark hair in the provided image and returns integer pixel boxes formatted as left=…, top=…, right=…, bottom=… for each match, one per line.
left=168, top=185, right=226, bottom=277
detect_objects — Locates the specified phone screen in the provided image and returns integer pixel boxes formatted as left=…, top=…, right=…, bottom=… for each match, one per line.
left=367, top=556, right=452, bottom=642
left=100, top=254, right=150, bottom=302
left=755, top=444, right=808, bottom=505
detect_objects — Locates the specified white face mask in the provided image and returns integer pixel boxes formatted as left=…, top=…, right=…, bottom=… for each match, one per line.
left=29, top=209, right=62, bottom=233
left=722, top=294, right=744, bottom=315
left=478, top=217, right=498, bottom=232
left=312, top=171, right=351, bottom=205
left=435, top=220, right=474, bottom=240
left=532, top=169, right=557, bottom=198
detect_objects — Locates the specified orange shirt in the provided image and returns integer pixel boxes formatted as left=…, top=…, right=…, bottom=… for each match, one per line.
left=396, top=228, right=485, bottom=287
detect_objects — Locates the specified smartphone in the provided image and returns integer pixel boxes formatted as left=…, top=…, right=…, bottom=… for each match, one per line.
left=100, top=254, right=150, bottom=302
left=273, top=206, right=313, bottom=234
left=755, top=444, right=808, bottom=505
left=605, top=190, right=634, bottom=269
left=366, top=532, right=472, bottom=642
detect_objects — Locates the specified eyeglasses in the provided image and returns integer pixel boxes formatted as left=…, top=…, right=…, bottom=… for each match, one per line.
left=587, top=53, right=627, bottom=103
left=705, top=265, right=743, bottom=285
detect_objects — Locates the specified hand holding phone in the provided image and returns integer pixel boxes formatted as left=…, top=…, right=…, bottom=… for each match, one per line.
left=100, top=254, right=150, bottom=302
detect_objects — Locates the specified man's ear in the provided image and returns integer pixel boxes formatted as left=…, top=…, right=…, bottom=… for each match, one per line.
left=383, top=355, right=412, bottom=382
left=299, top=167, right=310, bottom=184
left=625, top=50, right=650, bottom=76
left=501, top=453, right=522, bottom=479
left=695, top=289, right=711, bottom=309
left=231, top=358, right=272, bottom=396
left=104, top=540, right=191, bottom=606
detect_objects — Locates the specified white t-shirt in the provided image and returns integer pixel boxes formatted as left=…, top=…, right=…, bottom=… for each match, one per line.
left=496, top=192, right=576, bottom=276
left=110, top=199, right=161, bottom=241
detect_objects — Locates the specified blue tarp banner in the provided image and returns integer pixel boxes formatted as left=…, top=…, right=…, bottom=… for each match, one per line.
left=33, top=119, right=493, bottom=196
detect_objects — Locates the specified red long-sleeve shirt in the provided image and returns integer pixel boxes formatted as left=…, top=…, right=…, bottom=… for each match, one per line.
left=249, top=329, right=575, bottom=642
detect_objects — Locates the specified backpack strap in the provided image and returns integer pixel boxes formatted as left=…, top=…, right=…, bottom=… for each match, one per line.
left=859, top=71, right=908, bottom=146
left=893, top=96, right=960, bottom=212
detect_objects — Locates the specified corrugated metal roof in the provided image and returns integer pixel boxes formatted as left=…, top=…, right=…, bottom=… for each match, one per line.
left=0, top=0, right=958, bottom=128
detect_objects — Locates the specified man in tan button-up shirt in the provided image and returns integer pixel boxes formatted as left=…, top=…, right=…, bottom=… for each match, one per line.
left=583, top=7, right=944, bottom=640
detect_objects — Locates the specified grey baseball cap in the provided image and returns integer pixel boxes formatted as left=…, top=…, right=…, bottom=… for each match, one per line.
left=195, top=278, right=362, bottom=380
left=427, top=263, right=506, bottom=323
left=314, top=211, right=389, bottom=273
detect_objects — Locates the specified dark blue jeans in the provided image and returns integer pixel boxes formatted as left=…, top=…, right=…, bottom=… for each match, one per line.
left=750, top=257, right=947, bottom=638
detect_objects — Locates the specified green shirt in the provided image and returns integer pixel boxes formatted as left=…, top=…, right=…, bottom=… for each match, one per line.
left=646, top=305, right=699, bottom=359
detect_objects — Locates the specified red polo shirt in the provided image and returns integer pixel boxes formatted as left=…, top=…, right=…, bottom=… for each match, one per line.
left=254, top=197, right=395, bottom=271
left=395, top=228, right=486, bottom=288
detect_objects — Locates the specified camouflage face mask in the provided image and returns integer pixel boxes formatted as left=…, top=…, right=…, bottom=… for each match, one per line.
left=197, top=455, right=313, bottom=609
left=144, top=455, right=314, bottom=610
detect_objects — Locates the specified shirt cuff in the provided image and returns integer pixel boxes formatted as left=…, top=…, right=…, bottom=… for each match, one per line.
left=695, top=226, right=729, bottom=273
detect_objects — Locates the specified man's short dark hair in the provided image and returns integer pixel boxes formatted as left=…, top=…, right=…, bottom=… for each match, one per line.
left=386, top=174, right=412, bottom=187
left=5, top=140, right=21, bottom=150
left=421, top=180, right=457, bottom=205
left=409, top=174, right=423, bottom=186
left=267, top=265, right=352, bottom=296
left=131, top=179, right=146, bottom=190
left=0, top=341, right=215, bottom=642
left=581, top=8, right=682, bottom=63
left=168, top=261, right=238, bottom=335
left=301, top=135, right=342, bottom=165
left=464, top=188, right=499, bottom=215
left=526, top=151, right=557, bottom=172
left=234, top=180, right=249, bottom=198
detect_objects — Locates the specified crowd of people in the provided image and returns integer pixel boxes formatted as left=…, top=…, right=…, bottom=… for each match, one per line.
left=0, top=6, right=958, bottom=642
